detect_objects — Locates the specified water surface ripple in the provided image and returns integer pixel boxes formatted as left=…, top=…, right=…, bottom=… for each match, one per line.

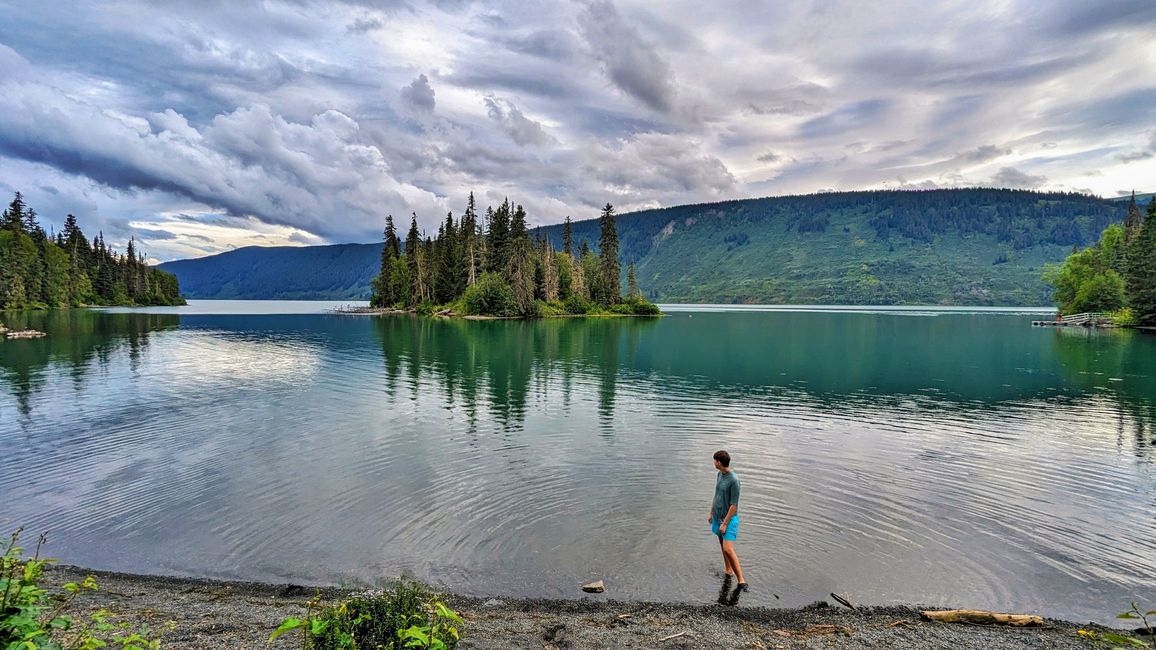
left=1, top=304, right=1154, bottom=624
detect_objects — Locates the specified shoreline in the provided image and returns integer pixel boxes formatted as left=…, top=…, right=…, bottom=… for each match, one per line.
left=45, top=565, right=1135, bottom=649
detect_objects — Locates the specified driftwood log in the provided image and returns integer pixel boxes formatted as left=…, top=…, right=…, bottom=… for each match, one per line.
left=920, top=609, right=1043, bottom=627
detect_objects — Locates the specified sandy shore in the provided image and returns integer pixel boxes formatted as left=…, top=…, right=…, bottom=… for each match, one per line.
left=45, top=565, right=1136, bottom=649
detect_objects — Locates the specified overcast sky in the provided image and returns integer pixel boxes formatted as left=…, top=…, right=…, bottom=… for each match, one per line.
left=1, top=0, right=1154, bottom=261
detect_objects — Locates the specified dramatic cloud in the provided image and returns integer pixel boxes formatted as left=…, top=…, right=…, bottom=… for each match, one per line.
left=576, top=0, right=677, bottom=113
left=484, top=96, right=556, bottom=147
left=400, top=74, right=436, bottom=113
left=0, top=0, right=1153, bottom=260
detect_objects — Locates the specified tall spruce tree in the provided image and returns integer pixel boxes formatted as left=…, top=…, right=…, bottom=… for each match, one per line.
left=486, top=199, right=511, bottom=275
left=541, top=238, right=559, bottom=301
left=562, top=216, right=573, bottom=257
left=597, top=202, right=621, bottom=304
left=2, top=192, right=26, bottom=232
left=372, top=214, right=401, bottom=307
left=405, top=213, right=421, bottom=306
left=1124, top=191, right=1143, bottom=242
left=507, top=203, right=535, bottom=314
left=1127, top=199, right=1156, bottom=324
left=435, top=211, right=460, bottom=304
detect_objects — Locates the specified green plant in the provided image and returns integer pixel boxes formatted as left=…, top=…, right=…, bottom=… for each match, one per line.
left=1078, top=602, right=1154, bottom=648
left=1, top=528, right=161, bottom=650
left=1111, top=307, right=1138, bottom=327
left=398, top=601, right=461, bottom=650
left=563, top=294, right=592, bottom=315
left=460, top=274, right=516, bottom=317
left=269, top=579, right=460, bottom=650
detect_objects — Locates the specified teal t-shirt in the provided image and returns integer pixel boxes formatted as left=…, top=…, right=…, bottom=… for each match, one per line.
left=712, top=470, right=740, bottom=522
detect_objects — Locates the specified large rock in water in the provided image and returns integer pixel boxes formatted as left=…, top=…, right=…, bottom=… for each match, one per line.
left=581, top=580, right=604, bottom=593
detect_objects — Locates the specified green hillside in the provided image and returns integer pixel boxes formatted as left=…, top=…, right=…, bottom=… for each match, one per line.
left=163, top=189, right=1133, bottom=305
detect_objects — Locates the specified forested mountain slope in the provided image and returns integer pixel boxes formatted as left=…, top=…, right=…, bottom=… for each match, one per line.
left=161, top=189, right=1133, bottom=305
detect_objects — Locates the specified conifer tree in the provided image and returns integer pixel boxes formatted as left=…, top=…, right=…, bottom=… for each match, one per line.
left=562, top=216, right=573, bottom=257
left=2, top=192, right=26, bottom=232
left=556, top=251, right=574, bottom=299
left=626, top=263, right=641, bottom=300
left=541, top=238, right=559, bottom=301
left=405, top=213, right=421, bottom=306
left=506, top=204, right=535, bottom=314
left=462, top=193, right=481, bottom=286
left=1127, top=199, right=1156, bottom=324
left=486, top=199, right=510, bottom=275
left=569, top=253, right=587, bottom=299
left=1124, top=191, right=1143, bottom=243
left=435, top=211, right=460, bottom=304
left=597, top=203, right=621, bottom=304
left=372, top=214, right=401, bottom=307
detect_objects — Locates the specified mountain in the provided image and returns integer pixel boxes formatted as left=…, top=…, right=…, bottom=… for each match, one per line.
left=160, top=189, right=1130, bottom=305
left=158, top=242, right=380, bottom=300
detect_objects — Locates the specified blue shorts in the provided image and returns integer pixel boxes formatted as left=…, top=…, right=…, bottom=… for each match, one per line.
left=711, top=516, right=739, bottom=542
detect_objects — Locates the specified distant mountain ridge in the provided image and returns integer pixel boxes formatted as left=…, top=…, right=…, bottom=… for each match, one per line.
left=160, top=189, right=1140, bottom=305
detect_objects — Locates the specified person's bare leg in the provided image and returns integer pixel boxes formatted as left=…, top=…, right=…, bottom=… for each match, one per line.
left=718, top=537, right=735, bottom=576
left=722, top=541, right=745, bottom=584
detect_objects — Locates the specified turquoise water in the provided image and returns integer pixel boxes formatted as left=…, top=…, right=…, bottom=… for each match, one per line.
left=1, top=302, right=1153, bottom=623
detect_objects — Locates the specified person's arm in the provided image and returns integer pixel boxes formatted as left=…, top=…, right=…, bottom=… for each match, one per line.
left=722, top=481, right=740, bottom=526
left=721, top=504, right=738, bottom=528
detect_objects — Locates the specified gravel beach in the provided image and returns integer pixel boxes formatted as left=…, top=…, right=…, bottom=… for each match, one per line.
left=46, top=566, right=1135, bottom=649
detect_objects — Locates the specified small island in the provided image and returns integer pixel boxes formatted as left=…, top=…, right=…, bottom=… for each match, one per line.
left=0, top=192, right=185, bottom=310
left=362, top=194, right=660, bottom=318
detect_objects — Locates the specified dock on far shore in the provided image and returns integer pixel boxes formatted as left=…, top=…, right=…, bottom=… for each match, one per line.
left=1032, top=312, right=1110, bottom=327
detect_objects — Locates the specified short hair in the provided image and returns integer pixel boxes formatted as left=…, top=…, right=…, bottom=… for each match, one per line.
left=713, top=450, right=731, bottom=467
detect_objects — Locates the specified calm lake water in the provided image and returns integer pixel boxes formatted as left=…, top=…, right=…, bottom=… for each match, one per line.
left=1, top=301, right=1154, bottom=624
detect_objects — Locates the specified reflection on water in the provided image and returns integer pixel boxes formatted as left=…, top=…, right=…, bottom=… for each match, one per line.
left=1, top=304, right=1154, bottom=625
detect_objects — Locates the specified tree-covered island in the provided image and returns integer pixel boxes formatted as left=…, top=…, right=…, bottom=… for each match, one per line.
left=368, top=194, right=660, bottom=317
left=0, top=192, right=185, bottom=310
left=1044, top=192, right=1156, bottom=326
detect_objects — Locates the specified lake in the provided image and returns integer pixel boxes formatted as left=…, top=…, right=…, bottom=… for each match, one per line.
left=1, top=301, right=1153, bottom=624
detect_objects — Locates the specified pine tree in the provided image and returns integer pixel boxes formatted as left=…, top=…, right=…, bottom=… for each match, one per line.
left=597, top=202, right=621, bottom=304
left=487, top=199, right=510, bottom=276
left=626, top=263, right=641, bottom=300
left=2, top=192, right=26, bottom=232
left=507, top=203, right=535, bottom=314
left=1124, top=191, right=1143, bottom=243
left=435, top=211, right=459, bottom=304
left=541, top=239, right=559, bottom=302
left=1127, top=199, right=1156, bottom=324
left=562, top=216, right=573, bottom=257
left=405, top=213, right=421, bottom=307
left=372, top=214, right=401, bottom=307
left=462, top=193, right=481, bottom=286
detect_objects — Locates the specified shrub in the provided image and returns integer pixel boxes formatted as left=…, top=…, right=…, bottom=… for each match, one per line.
left=563, top=294, right=592, bottom=315
left=460, top=273, right=516, bottom=317
left=270, top=578, right=461, bottom=650
left=1111, top=307, right=1137, bottom=327
left=628, top=299, right=662, bottom=316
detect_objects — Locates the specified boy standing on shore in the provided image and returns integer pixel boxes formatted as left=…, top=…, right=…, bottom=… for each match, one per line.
left=709, top=450, right=747, bottom=601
